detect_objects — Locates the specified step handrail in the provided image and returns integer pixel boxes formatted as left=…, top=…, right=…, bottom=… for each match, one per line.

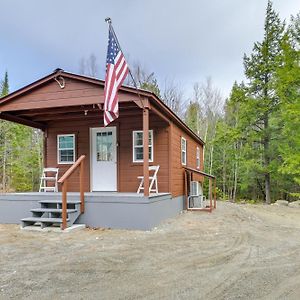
left=58, top=155, right=86, bottom=229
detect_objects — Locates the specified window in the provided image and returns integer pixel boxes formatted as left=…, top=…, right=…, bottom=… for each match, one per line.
left=133, top=130, right=154, bottom=162
left=181, top=137, right=187, bottom=165
left=196, top=147, right=200, bottom=169
left=96, top=131, right=113, bottom=162
left=57, top=134, right=75, bottom=164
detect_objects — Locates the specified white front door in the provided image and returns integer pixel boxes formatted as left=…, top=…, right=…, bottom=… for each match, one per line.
left=91, top=127, right=117, bottom=191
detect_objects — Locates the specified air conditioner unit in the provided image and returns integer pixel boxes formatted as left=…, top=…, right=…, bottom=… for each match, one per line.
left=188, top=181, right=206, bottom=209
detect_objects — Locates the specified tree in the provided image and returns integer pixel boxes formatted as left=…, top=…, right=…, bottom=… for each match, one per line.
left=126, top=61, right=161, bottom=97
left=0, top=71, right=10, bottom=191
left=185, top=100, right=201, bottom=134
left=243, top=0, right=285, bottom=203
left=161, top=78, right=184, bottom=116
left=126, top=61, right=185, bottom=115
left=0, top=72, right=43, bottom=192
left=1, top=71, right=9, bottom=95
left=78, top=53, right=99, bottom=77
left=276, top=14, right=300, bottom=197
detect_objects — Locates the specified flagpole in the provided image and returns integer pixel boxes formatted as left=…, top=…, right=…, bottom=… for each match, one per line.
left=105, top=17, right=145, bottom=109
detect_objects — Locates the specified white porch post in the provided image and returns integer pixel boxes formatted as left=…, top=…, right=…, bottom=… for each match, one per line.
left=143, top=108, right=149, bottom=197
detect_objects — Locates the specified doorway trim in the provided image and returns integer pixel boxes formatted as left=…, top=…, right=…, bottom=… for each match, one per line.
left=89, top=126, right=118, bottom=192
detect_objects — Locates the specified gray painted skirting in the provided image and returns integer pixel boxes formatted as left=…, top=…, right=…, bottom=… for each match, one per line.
left=0, top=193, right=184, bottom=230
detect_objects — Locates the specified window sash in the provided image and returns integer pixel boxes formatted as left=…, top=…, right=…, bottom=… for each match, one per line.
left=57, top=134, right=75, bottom=164
left=196, top=147, right=200, bottom=169
left=133, top=130, right=153, bottom=162
left=181, top=137, right=187, bottom=165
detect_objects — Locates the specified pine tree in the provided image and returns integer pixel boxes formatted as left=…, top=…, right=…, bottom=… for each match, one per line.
left=276, top=14, right=300, bottom=198
left=243, top=0, right=285, bottom=203
left=0, top=71, right=9, bottom=96
left=185, top=101, right=201, bottom=134
left=0, top=72, right=43, bottom=192
left=0, top=71, right=10, bottom=191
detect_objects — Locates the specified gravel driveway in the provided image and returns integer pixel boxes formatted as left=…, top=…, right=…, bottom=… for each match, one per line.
left=1, top=202, right=300, bottom=300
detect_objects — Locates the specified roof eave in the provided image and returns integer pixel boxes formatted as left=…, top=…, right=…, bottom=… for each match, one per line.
left=0, top=70, right=204, bottom=145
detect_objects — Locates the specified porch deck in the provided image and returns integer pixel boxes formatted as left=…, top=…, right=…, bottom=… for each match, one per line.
left=0, top=192, right=182, bottom=230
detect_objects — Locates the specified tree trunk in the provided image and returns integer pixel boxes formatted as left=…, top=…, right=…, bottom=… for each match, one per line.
left=222, top=149, right=226, bottom=200
left=202, top=123, right=209, bottom=165
left=209, top=145, right=214, bottom=175
left=232, top=142, right=239, bottom=202
left=2, top=137, right=7, bottom=192
left=263, top=114, right=271, bottom=204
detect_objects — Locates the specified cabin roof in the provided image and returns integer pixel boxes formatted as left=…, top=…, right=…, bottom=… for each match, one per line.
left=0, top=69, right=204, bottom=144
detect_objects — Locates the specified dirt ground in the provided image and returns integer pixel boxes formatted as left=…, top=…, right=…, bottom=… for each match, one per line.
left=1, top=202, right=300, bottom=300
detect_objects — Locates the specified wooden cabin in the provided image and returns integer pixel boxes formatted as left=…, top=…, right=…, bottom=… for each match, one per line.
left=0, top=69, right=215, bottom=230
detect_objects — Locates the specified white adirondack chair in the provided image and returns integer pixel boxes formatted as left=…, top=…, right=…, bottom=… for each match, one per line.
left=137, top=165, right=160, bottom=194
left=39, top=168, right=59, bottom=192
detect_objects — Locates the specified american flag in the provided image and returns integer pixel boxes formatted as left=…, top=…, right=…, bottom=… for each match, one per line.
left=103, top=26, right=129, bottom=126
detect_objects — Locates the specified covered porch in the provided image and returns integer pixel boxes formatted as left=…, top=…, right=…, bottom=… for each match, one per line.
left=0, top=84, right=171, bottom=196
left=0, top=71, right=177, bottom=229
left=0, top=101, right=172, bottom=229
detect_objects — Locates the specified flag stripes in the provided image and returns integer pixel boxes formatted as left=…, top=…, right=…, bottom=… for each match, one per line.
left=104, top=26, right=129, bottom=126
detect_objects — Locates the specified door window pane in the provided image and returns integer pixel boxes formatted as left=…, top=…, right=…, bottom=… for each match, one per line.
left=96, top=131, right=113, bottom=161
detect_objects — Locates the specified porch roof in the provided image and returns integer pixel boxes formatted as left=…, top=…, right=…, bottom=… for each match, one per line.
left=0, top=69, right=204, bottom=145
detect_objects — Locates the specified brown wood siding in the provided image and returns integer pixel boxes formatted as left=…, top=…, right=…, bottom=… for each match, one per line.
left=46, top=112, right=169, bottom=193
left=2, top=75, right=205, bottom=197
left=0, top=78, right=141, bottom=111
left=170, top=122, right=204, bottom=197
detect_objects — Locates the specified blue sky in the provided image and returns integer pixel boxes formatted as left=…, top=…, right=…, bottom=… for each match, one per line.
left=0, top=0, right=299, bottom=100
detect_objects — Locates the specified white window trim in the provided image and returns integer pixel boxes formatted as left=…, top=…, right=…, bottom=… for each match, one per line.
left=181, top=137, right=187, bottom=166
left=57, top=134, right=76, bottom=165
left=132, top=130, right=154, bottom=163
left=196, top=146, right=200, bottom=169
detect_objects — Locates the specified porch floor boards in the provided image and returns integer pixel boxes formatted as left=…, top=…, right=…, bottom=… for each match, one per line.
left=0, top=192, right=170, bottom=198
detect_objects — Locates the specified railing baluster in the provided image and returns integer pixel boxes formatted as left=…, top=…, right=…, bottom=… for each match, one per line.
left=62, top=180, right=68, bottom=230
left=80, top=158, right=84, bottom=213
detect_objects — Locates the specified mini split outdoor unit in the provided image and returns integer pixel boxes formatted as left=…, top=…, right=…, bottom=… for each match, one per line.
left=188, top=181, right=206, bottom=209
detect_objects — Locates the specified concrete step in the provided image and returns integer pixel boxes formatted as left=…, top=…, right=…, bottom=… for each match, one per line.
left=21, top=217, right=69, bottom=223
left=38, top=199, right=81, bottom=204
left=31, top=208, right=77, bottom=214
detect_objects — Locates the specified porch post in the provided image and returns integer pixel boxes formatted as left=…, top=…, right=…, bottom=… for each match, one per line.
left=143, top=108, right=150, bottom=197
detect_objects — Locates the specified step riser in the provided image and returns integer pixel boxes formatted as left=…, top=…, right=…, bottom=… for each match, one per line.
left=40, top=203, right=79, bottom=209
left=32, top=211, right=73, bottom=218
left=21, top=200, right=82, bottom=229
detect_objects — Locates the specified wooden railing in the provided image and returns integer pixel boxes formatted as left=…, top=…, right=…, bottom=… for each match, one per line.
left=184, top=166, right=217, bottom=212
left=58, top=155, right=86, bottom=229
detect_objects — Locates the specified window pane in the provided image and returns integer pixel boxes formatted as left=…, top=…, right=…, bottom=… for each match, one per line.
left=134, top=132, right=143, bottom=146
left=96, top=131, right=113, bottom=161
left=182, top=152, right=186, bottom=164
left=149, top=131, right=152, bottom=144
left=149, top=146, right=152, bottom=160
left=59, top=136, right=74, bottom=149
left=135, top=147, right=143, bottom=160
left=60, top=149, right=74, bottom=162
left=133, top=131, right=153, bottom=161
left=181, top=138, right=186, bottom=151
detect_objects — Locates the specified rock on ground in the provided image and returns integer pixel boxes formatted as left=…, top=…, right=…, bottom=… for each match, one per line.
left=275, top=199, right=289, bottom=206
left=289, top=200, right=300, bottom=208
